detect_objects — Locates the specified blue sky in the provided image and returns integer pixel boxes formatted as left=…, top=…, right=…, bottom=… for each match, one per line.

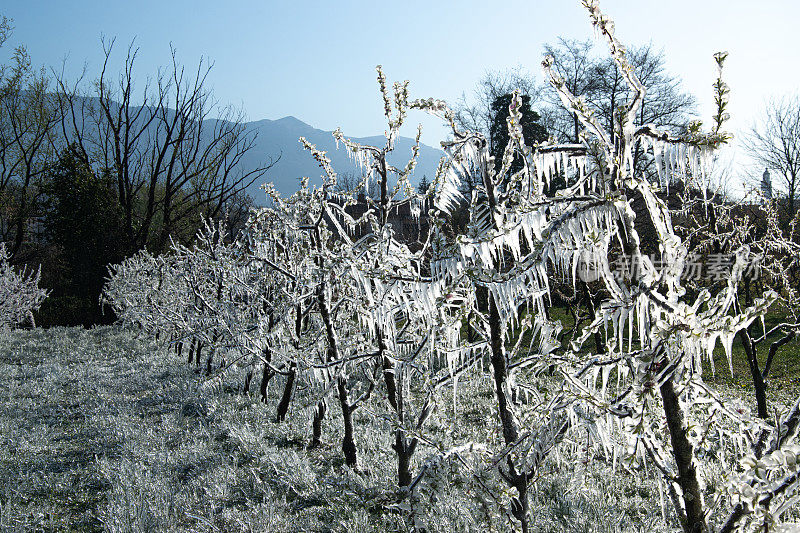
left=3, top=1, right=799, bottom=185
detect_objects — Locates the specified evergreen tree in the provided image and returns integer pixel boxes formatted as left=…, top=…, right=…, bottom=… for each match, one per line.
left=489, top=93, right=548, bottom=173
left=40, top=145, right=124, bottom=325
left=417, top=175, right=430, bottom=194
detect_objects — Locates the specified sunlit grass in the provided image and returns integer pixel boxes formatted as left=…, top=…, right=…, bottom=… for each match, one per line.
left=0, top=324, right=797, bottom=531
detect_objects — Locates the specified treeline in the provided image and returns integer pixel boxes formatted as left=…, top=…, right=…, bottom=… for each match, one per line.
left=0, top=19, right=274, bottom=326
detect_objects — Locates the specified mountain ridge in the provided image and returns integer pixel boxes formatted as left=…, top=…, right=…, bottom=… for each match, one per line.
left=238, top=115, right=443, bottom=203
left=44, top=93, right=444, bottom=205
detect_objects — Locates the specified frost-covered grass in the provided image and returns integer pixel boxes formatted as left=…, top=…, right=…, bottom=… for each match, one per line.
left=0, top=326, right=193, bottom=531
left=0, top=326, right=787, bottom=532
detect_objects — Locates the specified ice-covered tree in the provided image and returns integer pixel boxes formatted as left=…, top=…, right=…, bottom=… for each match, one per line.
left=0, top=242, right=48, bottom=328
left=99, top=2, right=800, bottom=531
left=409, top=1, right=798, bottom=530
left=326, top=66, right=462, bottom=490
left=533, top=3, right=798, bottom=532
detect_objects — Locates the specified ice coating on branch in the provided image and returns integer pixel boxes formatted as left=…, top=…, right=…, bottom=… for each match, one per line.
left=0, top=243, right=49, bottom=329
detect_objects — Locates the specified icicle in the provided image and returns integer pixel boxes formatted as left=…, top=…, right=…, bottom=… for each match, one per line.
left=543, top=153, right=552, bottom=188
left=667, top=144, right=676, bottom=183
left=640, top=136, right=649, bottom=165
left=628, top=305, right=634, bottom=353
left=721, top=331, right=735, bottom=375
left=678, top=143, right=687, bottom=178
left=601, top=365, right=610, bottom=401
left=653, top=141, right=664, bottom=186
left=623, top=141, right=633, bottom=178
left=452, top=374, right=459, bottom=415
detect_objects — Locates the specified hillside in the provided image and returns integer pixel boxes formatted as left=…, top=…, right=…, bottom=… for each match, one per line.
left=52, top=95, right=444, bottom=203
left=237, top=116, right=444, bottom=202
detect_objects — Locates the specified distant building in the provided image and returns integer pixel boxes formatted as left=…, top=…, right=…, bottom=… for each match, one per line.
left=761, top=168, right=773, bottom=201
left=0, top=215, right=46, bottom=246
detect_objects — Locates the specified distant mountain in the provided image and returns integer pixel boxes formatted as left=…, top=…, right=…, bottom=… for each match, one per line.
left=237, top=116, right=443, bottom=203
left=49, top=93, right=443, bottom=205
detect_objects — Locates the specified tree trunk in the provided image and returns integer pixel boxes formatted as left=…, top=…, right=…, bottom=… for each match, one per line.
left=660, top=377, right=707, bottom=533
left=243, top=367, right=253, bottom=394
left=338, top=376, right=358, bottom=467
left=275, top=363, right=296, bottom=422
left=738, top=330, right=769, bottom=420
left=195, top=341, right=204, bottom=369
left=394, top=431, right=417, bottom=488
left=205, top=351, right=214, bottom=376
left=157, top=189, right=173, bottom=254
left=486, top=289, right=519, bottom=444
left=310, top=399, right=327, bottom=448
left=380, top=331, right=397, bottom=411
left=483, top=285, right=529, bottom=531
left=383, top=356, right=398, bottom=411
left=510, top=472, right=531, bottom=533
left=383, top=338, right=420, bottom=488
left=260, top=350, right=274, bottom=404
left=315, top=274, right=360, bottom=468
left=11, top=193, right=27, bottom=259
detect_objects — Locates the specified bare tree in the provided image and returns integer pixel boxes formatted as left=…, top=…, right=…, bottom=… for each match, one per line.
left=450, top=68, right=546, bottom=231
left=0, top=19, right=61, bottom=261
left=745, top=96, right=800, bottom=218
left=55, top=39, right=277, bottom=255
left=541, top=38, right=599, bottom=143
left=542, top=39, right=696, bottom=165
left=334, top=171, right=379, bottom=200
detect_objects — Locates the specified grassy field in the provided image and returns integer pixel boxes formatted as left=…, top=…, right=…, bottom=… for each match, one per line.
left=0, top=325, right=796, bottom=532
left=704, top=308, right=800, bottom=392
left=545, top=304, right=800, bottom=408
left=0, top=326, right=679, bottom=532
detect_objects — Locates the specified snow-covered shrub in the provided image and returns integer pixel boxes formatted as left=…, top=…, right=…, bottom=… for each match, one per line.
left=0, top=243, right=49, bottom=328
